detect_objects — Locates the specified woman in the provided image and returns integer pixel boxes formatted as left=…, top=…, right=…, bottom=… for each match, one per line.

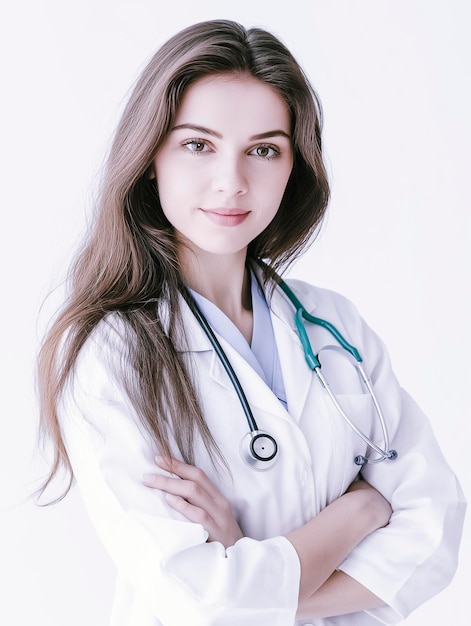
left=37, top=19, right=465, bottom=625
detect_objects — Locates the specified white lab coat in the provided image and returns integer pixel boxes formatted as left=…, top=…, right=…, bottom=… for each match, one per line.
left=60, top=276, right=466, bottom=626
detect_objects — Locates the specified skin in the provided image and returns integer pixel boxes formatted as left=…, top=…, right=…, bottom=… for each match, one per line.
left=143, top=459, right=390, bottom=617
left=144, top=73, right=392, bottom=618
left=153, top=73, right=293, bottom=342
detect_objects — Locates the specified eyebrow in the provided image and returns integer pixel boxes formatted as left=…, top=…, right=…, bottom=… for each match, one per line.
left=171, top=123, right=291, bottom=141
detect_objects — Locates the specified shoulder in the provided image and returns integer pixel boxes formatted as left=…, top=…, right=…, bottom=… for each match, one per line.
left=69, top=313, right=132, bottom=398
left=277, top=277, right=386, bottom=360
left=282, top=278, right=363, bottom=324
left=77, top=313, right=127, bottom=360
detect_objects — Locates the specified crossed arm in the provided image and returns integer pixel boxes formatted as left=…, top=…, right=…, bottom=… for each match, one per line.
left=143, top=457, right=391, bottom=619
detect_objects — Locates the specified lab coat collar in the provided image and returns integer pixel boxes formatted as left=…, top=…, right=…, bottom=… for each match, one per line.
left=174, top=264, right=319, bottom=352
left=175, top=264, right=318, bottom=423
left=262, top=269, right=319, bottom=423
left=263, top=271, right=318, bottom=329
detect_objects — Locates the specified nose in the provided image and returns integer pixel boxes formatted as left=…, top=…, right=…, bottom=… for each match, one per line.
left=211, top=154, right=248, bottom=196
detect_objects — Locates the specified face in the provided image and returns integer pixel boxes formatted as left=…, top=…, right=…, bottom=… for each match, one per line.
left=153, top=74, right=293, bottom=261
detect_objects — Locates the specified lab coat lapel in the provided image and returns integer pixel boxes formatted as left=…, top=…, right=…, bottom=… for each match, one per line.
left=268, top=282, right=317, bottom=424
left=177, top=276, right=318, bottom=425
left=178, top=293, right=293, bottom=423
left=208, top=334, right=291, bottom=420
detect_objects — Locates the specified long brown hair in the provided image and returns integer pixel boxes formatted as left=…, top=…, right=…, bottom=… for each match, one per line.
left=37, top=19, right=330, bottom=498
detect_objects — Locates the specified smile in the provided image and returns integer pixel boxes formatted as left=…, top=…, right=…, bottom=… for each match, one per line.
left=201, top=208, right=250, bottom=227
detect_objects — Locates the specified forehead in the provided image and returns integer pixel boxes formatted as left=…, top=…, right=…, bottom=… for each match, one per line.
left=174, top=74, right=291, bottom=134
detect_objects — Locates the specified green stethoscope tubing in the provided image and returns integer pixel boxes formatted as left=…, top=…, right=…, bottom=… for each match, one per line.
left=277, top=279, right=362, bottom=367
left=182, top=274, right=398, bottom=468
left=277, top=277, right=397, bottom=466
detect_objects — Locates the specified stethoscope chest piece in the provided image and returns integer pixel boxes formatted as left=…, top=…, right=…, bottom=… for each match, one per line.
left=182, top=271, right=399, bottom=472
left=240, top=431, right=278, bottom=470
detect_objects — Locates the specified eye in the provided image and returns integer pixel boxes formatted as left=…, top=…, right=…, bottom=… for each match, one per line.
left=182, top=139, right=211, bottom=154
left=249, top=144, right=280, bottom=160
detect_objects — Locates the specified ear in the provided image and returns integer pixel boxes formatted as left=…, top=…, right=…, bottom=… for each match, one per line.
left=148, top=164, right=156, bottom=180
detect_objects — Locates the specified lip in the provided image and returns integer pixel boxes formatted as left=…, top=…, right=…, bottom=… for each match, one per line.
left=201, top=208, right=250, bottom=227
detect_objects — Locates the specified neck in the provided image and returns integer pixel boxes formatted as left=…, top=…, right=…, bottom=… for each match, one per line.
left=179, top=247, right=254, bottom=342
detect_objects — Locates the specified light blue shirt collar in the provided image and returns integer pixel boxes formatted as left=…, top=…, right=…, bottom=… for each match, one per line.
left=189, top=271, right=287, bottom=407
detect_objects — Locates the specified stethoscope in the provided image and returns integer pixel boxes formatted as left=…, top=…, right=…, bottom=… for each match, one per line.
left=181, top=275, right=398, bottom=471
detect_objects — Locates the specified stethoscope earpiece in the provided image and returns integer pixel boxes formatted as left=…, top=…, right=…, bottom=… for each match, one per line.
left=181, top=268, right=399, bottom=471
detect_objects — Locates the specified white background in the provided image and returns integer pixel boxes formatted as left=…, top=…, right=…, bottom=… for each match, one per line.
left=1, top=1, right=469, bottom=624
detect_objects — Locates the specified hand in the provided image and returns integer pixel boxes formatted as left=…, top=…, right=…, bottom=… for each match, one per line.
left=346, top=478, right=392, bottom=529
left=143, top=457, right=244, bottom=549
left=287, top=479, right=392, bottom=602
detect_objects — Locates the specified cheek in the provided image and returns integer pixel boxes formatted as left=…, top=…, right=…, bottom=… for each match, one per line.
left=268, top=164, right=292, bottom=203
left=156, top=158, right=202, bottom=207
left=155, top=165, right=182, bottom=212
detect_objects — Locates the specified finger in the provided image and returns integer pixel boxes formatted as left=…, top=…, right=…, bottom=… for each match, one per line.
left=142, top=472, right=180, bottom=490
left=155, top=456, right=208, bottom=482
left=143, top=473, right=218, bottom=516
left=143, top=475, right=220, bottom=539
left=164, top=492, right=216, bottom=532
left=148, top=458, right=234, bottom=526
left=155, top=456, right=221, bottom=499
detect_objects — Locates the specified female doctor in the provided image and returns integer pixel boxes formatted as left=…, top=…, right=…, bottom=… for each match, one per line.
left=37, top=20, right=465, bottom=626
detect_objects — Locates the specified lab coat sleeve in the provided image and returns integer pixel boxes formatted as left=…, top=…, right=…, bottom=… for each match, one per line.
left=59, top=318, right=301, bottom=626
left=332, top=298, right=467, bottom=624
